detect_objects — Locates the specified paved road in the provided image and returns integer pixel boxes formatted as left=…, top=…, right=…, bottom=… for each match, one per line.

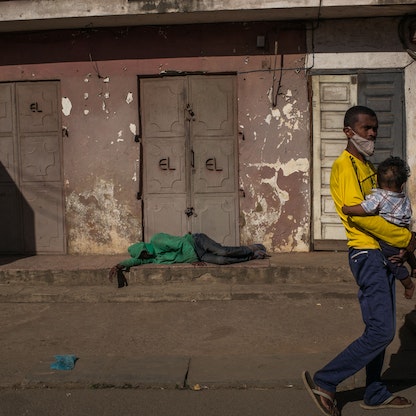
left=1, top=280, right=416, bottom=415
left=2, top=387, right=416, bottom=416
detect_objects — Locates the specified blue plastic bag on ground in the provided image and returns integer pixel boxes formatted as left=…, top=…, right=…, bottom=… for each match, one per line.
left=50, top=355, right=78, bottom=370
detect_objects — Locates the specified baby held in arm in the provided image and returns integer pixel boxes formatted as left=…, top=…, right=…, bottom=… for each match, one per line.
left=342, top=156, right=415, bottom=299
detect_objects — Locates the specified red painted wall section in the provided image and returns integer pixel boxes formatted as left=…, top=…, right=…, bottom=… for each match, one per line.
left=0, top=54, right=310, bottom=254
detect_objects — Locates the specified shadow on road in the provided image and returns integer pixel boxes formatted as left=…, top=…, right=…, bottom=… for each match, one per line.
left=336, top=310, right=416, bottom=411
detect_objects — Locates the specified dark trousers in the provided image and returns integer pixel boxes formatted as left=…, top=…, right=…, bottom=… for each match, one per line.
left=192, top=233, right=253, bottom=265
left=314, top=248, right=395, bottom=406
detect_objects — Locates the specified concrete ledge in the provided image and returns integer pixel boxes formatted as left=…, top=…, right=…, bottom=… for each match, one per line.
left=0, top=253, right=352, bottom=286
left=0, top=282, right=359, bottom=303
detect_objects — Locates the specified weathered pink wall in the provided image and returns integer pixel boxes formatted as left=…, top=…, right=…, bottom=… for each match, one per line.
left=0, top=52, right=309, bottom=254
left=237, top=55, right=310, bottom=251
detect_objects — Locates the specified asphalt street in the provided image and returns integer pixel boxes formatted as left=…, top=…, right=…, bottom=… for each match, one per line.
left=2, top=253, right=416, bottom=415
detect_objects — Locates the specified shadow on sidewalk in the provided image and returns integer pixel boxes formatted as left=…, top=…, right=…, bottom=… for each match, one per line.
left=0, top=161, right=35, bottom=262
left=0, top=254, right=35, bottom=267
left=382, top=310, right=416, bottom=386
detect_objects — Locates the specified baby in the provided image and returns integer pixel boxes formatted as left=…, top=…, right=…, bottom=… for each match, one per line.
left=342, top=156, right=415, bottom=299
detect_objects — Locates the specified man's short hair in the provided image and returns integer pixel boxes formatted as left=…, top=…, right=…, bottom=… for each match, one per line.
left=344, top=106, right=377, bottom=128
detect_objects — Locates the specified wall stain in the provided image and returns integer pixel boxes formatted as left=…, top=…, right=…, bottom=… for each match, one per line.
left=66, top=178, right=140, bottom=254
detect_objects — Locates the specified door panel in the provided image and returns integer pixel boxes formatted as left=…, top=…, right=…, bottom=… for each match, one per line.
left=193, top=138, right=235, bottom=193
left=17, top=83, right=59, bottom=133
left=0, top=84, right=17, bottom=183
left=0, top=81, right=65, bottom=254
left=22, top=182, right=65, bottom=253
left=192, top=196, right=237, bottom=245
left=20, top=134, right=62, bottom=182
left=144, top=139, right=186, bottom=194
left=141, top=78, right=186, bottom=138
left=358, top=72, right=404, bottom=165
left=0, top=183, right=23, bottom=252
left=190, top=76, right=238, bottom=245
left=312, top=75, right=357, bottom=249
left=141, top=77, right=188, bottom=240
left=0, top=84, right=14, bottom=133
left=141, top=75, right=238, bottom=244
left=190, top=77, right=235, bottom=137
left=0, top=136, right=16, bottom=182
left=144, top=195, right=188, bottom=237
left=0, top=84, right=21, bottom=253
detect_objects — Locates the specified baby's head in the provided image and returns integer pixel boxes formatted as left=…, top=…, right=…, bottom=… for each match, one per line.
left=377, top=156, right=410, bottom=192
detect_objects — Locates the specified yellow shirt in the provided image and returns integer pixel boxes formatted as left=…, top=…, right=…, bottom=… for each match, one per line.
left=330, top=150, right=411, bottom=249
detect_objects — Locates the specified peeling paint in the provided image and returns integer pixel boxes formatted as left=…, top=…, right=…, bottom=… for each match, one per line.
left=249, top=158, right=309, bottom=176
left=129, top=123, right=137, bottom=135
left=84, top=93, right=89, bottom=100
left=61, top=97, right=72, bottom=116
left=242, top=156, right=310, bottom=252
left=279, top=158, right=309, bottom=176
left=84, top=109, right=89, bottom=115
left=132, top=159, right=139, bottom=182
left=126, top=92, right=133, bottom=104
left=263, top=87, right=303, bottom=133
left=277, top=222, right=309, bottom=252
left=117, top=130, right=124, bottom=142
left=66, top=179, right=140, bottom=254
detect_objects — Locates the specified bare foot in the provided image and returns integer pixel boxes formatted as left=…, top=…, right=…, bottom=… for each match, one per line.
left=389, top=396, right=413, bottom=407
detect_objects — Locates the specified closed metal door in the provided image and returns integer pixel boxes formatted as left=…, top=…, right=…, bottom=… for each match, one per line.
left=140, top=75, right=238, bottom=245
left=0, top=82, right=65, bottom=254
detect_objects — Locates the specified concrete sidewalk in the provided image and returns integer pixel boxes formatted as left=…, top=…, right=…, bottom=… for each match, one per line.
left=0, top=252, right=350, bottom=289
left=0, top=252, right=352, bottom=302
left=1, top=252, right=416, bottom=393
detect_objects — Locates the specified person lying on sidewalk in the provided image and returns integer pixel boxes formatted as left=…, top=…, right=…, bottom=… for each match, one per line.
left=342, top=156, right=416, bottom=299
left=109, top=232, right=269, bottom=286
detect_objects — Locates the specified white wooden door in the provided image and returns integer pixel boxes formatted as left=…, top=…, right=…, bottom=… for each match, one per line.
left=312, top=75, right=357, bottom=250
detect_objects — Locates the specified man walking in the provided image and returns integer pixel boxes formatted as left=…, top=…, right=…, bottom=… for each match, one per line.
left=303, top=106, right=416, bottom=415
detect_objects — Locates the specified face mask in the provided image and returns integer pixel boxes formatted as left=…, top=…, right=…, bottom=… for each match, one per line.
left=349, top=129, right=375, bottom=157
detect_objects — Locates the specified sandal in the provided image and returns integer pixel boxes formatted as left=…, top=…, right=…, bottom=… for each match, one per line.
left=302, top=371, right=340, bottom=416
left=360, top=395, right=413, bottom=410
